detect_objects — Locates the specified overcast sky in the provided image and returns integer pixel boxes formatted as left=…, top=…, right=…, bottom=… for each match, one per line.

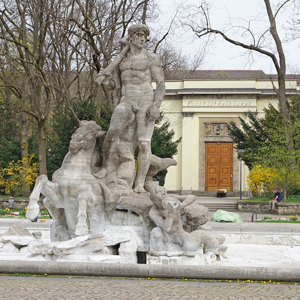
left=155, top=0, right=300, bottom=74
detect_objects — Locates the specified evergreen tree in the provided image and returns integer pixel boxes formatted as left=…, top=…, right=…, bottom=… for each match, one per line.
left=227, top=112, right=267, bottom=169
left=151, top=114, right=181, bottom=185
left=228, top=96, right=300, bottom=198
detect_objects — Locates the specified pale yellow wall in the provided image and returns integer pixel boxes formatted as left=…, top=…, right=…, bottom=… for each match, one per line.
left=183, top=80, right=256, bottom=89
left=255, top=79, right=297, bottom=90
left=180, top=115, right=194, bottom=191
left=161, top=99, right=183, bottom=190
left=160, top=99, right=182, bottom=112
left=165, top=81, right=184, bottom=90
left=256, top=97, right=279, bottom=119
left=192, top=115, right=200, bottom=190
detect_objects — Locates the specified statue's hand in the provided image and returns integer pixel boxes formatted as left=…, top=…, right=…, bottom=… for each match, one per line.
left=146, top=104, right=160, bottom=122
left=95, top=69, right=112, bottom=86
left=120, top=35, right=130, bottom=46
left=162, top=198, right=180, bottom=212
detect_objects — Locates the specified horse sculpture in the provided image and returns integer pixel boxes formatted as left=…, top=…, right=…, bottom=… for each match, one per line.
left=26, top=120, right=114, bottom=240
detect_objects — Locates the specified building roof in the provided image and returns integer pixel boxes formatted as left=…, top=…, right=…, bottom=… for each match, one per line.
left=164, top=70, right=300, bottom=84
left=163, top=70, right=300, bottom=96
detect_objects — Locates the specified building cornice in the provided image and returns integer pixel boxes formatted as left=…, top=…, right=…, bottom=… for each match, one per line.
left=165, top=88, right=299, bottom=96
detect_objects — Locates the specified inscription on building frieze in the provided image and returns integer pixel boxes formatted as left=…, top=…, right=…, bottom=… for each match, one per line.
left=185, top=100, right=254, bottom=107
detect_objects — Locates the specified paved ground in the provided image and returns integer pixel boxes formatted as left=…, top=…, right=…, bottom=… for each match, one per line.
left=0, top=276, right=299, bottom=300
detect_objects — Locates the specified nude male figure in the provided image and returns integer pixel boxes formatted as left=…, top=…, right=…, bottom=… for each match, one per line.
left=94, top=24, right=165, bottom=193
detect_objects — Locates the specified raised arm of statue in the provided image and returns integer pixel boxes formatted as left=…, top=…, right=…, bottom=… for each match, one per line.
left=95, top=43, right=130, bottom=86
left=179, top=195, right=196, bottom=209
left=119, top=35, right=130, bottom=46
left=170, top=194, right=196, bottom=209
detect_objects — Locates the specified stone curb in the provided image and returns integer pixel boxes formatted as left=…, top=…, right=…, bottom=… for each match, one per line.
left=0, top=261, right=299, bottom=282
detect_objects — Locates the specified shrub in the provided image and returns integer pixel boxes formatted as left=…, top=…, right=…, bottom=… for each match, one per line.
left=247, top=165, right=276, bottom=196
left=0, top=154, right=39, bottom=197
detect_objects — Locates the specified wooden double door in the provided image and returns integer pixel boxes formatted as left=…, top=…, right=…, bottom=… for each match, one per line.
left=205, top=143, right=233, bottom=191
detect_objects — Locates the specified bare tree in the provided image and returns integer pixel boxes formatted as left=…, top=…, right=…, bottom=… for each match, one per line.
left=63, top=0, right=165, bottom=114
left=0, top=0, right=57, bottom=175
left=286, top=1, right=300, bottom=41
left=0, top=0, right=205, bottom=179
left=186, top=0, right=295, bottom=123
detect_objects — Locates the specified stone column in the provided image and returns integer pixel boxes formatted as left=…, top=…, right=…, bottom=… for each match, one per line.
left=181, top=112, right=194, bottom=193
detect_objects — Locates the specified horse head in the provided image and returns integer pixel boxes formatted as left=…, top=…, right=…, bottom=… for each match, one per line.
left=69, top=120, right=106, bottom=154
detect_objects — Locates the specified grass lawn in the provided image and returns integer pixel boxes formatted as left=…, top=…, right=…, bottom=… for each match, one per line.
left=255, top=215, right=299, bottom=223
left=0, top=195, right=41, bottom=200
left=255, top=220, right=300, bottom=223
left=243, top=195, right=300, bottom=203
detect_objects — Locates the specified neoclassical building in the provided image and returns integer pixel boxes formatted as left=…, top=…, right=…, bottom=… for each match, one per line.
left=158, top=70, right=300, bottom=195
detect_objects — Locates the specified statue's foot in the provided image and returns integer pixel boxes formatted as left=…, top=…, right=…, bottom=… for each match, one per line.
left=150, top=157, right=177, bottom=171
left=133, top=184, right=147, bottom=193
left=93, top=168, right=108, bottom=179
left=161, top=158, right=177, bottom=168
left=75, top=224, right=89, bottom=236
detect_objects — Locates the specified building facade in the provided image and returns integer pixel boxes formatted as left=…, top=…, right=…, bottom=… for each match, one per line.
left=159, top=71, right=300, bottom=195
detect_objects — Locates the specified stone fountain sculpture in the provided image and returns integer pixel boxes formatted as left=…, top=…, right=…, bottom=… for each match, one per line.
left=25, top=24, right=227, bottom=264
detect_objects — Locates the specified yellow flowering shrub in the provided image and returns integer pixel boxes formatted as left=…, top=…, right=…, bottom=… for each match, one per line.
left=247, top=165, right=276, bottom=196
left=0, top=173, right=5, bottom=192
left=0, top=154, right=39, bottom=197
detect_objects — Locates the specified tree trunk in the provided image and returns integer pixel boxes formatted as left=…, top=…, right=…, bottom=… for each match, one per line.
left=142, top=0, right=149, bottom=24
left=21, top=112, right=30, bottom=196
left=38, top=120, right=47, bottom=176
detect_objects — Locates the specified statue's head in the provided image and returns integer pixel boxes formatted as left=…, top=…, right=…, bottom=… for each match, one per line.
left=128, top=24, right=149, bottom=49
left=149, top=185, right=166, bottom=207
left=128, top=24, right=150, bottom=37
left=69, top=120, right=105, bottom=154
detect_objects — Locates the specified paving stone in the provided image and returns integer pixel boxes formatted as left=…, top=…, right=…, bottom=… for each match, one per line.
left=0, top=276, right=299, bottom=299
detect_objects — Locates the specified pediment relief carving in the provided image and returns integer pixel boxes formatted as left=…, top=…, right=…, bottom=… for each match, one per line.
left=204, top=122, right=233, bottom=136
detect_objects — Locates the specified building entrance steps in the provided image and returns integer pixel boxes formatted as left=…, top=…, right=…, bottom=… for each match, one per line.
left=195, top=196, right=239, bottom=212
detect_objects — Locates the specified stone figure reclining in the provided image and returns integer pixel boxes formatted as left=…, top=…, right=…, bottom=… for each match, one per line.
left=148, top=185, right=198, bottom=256
left=148, top=185, right=227, bottom=261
